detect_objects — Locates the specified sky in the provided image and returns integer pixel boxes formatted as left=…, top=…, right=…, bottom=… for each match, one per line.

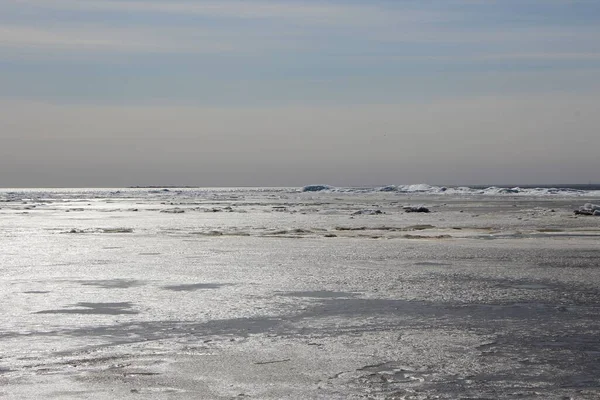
left=1, top=0, right=599, bottom=187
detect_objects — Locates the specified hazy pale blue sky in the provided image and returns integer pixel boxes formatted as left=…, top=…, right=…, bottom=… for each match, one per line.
left=1, top=0, right=599, bottom=187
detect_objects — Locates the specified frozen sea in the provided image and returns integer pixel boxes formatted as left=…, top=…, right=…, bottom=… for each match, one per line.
left=1, top=186, right=599, bottom=399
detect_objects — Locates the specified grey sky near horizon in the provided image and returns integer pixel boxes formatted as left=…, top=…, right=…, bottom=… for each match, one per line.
left=1, top=1, right=599, bottom=187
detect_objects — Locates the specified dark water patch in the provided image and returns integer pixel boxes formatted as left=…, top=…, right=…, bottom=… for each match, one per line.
left=422, top=247, right=600, bottom=269
left=80, top=279, right=145, bottom=289
left=7, top=300, right=591, bottom=345
left=477, top=232, right=600, bottom=240
left=160, top=208, right=185, bottom=214
left=64, top=228, right=134, bottom=234
left=539, top=257, right=600, bottom=269
left=414, top=262, right=452, bottom=266
left=139, top=252, right=161, bottom=256
left=191, top=230, right=224, bottom=236
left=480, top=331, right=600, bottom=356
left=11, top=294, right=600, bottom=400
left=530, top=333, right=600, bottom=353
left=19, top=297, right=600, bottom=337
left=23, top=291, right=51, bottom=294
left=335, top=226, right=367, bottom=231
left=334, top=226, right=437, bottom=232
left=402, top=234, right=452, bottom=239
left=404, top=224, right=436, bottom=231
left=363, top=332, right=600, bottom=398
left=497, top=282, right=550, bottom=290
left=279, top=290, right=359, bottom=299
left=254, top=358, right=291, bottom=365
left=464, top=332, right=600, bottom=391
left=432, top=274, right=600, bottom=302
left=100, top=228, right=133, bottom=233
left=162, top=283, right=229, bottom=292
left=63, top=354, right=136, bottom=366
left=35, top=302, right=138, bottom=315
left=123, top=371, right=160, bottom=376
left=265, top=228, right=312, bottom=235
left=259, top=234, right=303, bottom=239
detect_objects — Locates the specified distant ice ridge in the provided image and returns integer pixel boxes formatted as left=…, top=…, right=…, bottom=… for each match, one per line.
left=375, top=184, right=596, bottom=196
left=300, top=184, right=600, bottom=197
left=302, top=185, right=334, bottom=192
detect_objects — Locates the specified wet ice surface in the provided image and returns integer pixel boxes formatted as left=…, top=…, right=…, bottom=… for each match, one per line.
left=1, top=188, right=600, bottom=399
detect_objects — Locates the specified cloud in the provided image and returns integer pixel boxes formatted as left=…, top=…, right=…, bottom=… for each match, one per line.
left=0, top=23, right=313, bottom=54
left=2, top=1, right=598, bottom=57
left=373, top=52, right=600, bottom=63
left=8, top=0, right=397, bottom=26
left=478, top=52, right=600, bottom=61
left=0, top=1, right=418, bottom=54
left=3, top=23, right=597, bottom=60
left=0, top=24, right=167, bottom=52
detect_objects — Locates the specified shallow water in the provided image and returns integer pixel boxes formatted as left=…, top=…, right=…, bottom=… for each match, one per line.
left=1, top=188, right=599, bottom=398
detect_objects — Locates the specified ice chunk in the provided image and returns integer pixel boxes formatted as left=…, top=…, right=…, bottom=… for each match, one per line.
left=352, top=209, right=383, bottom=215
left=575, top=203, right=600, bottom=215
left=302, top=185, right=333, bottom=192
left=160, top=208, right=185, bottom=213
left=403, top=206, right=431, bottom=213
left=377, top=185, right=398, bottom=192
